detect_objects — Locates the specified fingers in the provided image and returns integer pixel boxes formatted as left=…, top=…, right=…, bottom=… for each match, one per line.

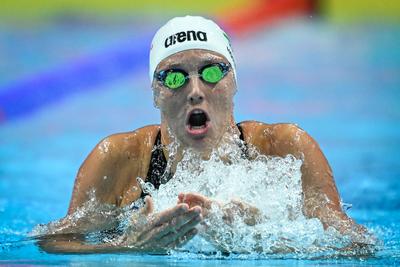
left=140, top=196, right=154, bottom=215
left=231, top=199, right=259, bottom=214
left=168, top=228, right=198, bottom=249
left=141, top=227, right=199, bottom=252
left=172, top=207, right=202, bottom=232
left=177, top=193, right=185, bottom=204
left=230, top=199, right=244, bottom=208
left=157, top=212, right=202, bottom=246
left=152, top=203, right=189, bottom=226
left=182, top=192, right=207, bottom=203
left=153, top=206, right=202, bottom=239
left=178, top=193, right=212, bottom=209
left=223, top=199, right=262, bottom=226
left=136, top=205, right=202, bottom=249
left=145, top=196, right=154, bottom=214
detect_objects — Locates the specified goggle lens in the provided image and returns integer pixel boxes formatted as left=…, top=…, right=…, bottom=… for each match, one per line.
left=164, top=71, right=186, bottom=89
left=202, top=65, right=224, bottom=83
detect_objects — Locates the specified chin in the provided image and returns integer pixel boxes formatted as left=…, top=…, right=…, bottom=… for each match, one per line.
left=181, top=132, right=215, bottom=151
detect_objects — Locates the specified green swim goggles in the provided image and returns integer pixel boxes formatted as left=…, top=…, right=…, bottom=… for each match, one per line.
left=155, top=62, right=231, bottom=90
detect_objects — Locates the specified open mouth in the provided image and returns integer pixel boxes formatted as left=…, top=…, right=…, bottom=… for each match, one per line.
left=186, top=109, right=210, bottom=137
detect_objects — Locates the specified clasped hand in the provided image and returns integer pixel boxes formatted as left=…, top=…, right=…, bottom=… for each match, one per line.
left=121, top=193, right=261, bottom=253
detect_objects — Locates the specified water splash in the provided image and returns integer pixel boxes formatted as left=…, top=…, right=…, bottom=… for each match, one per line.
left=145, top=146, right=321, bottom=255
left=30, top=131, right=377, bottom=258
left=30, top=189, right=121, bottom=237
left=138, top=132, right=377, bottom=258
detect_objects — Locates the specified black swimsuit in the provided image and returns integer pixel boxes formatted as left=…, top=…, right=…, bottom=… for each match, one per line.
left=141, top=123, right=247, bottom=198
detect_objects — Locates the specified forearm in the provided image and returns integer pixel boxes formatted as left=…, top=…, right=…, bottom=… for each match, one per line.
left=303, top=200, right=377, bottom=250
left=35, top=210, right=130, bottom=254
left=36, top=233, right=162, bottom=254
left=303, top=197, right=357, bottom=234
left=38, top=238, right=125, bottom=254
left=36, top=204, right=121, bottom=237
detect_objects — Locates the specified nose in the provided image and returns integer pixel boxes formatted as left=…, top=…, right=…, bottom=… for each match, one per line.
left=187, top=78, right=205, bottom=105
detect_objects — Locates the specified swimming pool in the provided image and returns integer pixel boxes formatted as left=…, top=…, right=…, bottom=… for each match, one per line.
left=1, top=19, right=399, bottom=265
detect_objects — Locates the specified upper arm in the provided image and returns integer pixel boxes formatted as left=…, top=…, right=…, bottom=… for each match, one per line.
left=67, top=125, right=159, bottom=215
left=268, top=124, right=343, bottom=214
left=67, top=135, right=121, bottom=214
left=240, top=121, right=346, bottom=224
left=269, top=124, right=369, bottom=235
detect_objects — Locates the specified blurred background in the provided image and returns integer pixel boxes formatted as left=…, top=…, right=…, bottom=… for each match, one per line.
left=0, top=0, right=400, bottom=263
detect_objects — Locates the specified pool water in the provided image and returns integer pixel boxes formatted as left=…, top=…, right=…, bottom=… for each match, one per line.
left=1, top=19, right=400, bottom=265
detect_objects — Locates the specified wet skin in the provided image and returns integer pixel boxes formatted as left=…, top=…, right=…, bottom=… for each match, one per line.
left=153, top=49, right=237, bottom=157
left=38, top=49, right=368, bottom=254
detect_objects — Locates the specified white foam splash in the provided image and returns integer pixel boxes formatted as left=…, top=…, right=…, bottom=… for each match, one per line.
left=138, top=133, right=376, bottom=257
left=32, top=131, right=377, bottom=258
left=141, top=141, right=324, bottom=255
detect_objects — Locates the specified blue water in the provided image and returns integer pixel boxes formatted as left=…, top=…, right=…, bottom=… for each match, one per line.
left=0, top=18, right=400, bottom=265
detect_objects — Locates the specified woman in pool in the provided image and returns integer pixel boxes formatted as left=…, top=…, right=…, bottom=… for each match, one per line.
left=39, top=16, right=368, bottom=254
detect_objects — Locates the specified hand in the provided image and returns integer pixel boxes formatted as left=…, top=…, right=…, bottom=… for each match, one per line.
left=178, top=193, right=262, bottom=253
left=177, top=192, right=217, bottom=218
left=178, top=193, right=261, bottom=226
left=222, top=199, right=262, bottom=226
left=121, top=196, right=203, bottom=253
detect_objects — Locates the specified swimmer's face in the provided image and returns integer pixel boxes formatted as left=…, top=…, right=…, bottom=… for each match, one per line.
left=152, top=49, right=236, bottom=151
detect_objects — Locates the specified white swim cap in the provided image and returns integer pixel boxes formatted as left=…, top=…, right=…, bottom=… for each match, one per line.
left=149, top=15, right=236, bottom=83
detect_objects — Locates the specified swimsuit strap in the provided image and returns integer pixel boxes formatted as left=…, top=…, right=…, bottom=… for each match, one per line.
left=236, top=122, right=249, bottom=159
left=141, top=130, right=170, bottom=198
left=141, top=123, right=247, bottom=197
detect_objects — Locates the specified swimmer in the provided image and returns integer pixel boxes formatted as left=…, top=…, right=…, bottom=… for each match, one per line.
left=38, top=16, right=370, bottom=254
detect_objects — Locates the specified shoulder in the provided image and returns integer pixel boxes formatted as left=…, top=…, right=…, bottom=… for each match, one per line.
left=94, top=124, right=160, bottom=160
left=78, top=124, right=161, bottom=189
left=68, top=125, right=160, bottom=212
left=238, top=121, right=314, bottom=155
left=238, top=120, right=309, bottom=141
